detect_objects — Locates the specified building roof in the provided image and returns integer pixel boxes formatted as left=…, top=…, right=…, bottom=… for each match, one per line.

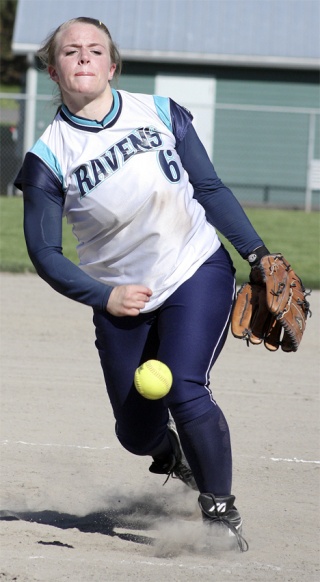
left=12, top=0, right=320, bottom=69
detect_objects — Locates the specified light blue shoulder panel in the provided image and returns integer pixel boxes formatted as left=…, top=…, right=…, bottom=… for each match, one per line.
left=153, top=96, right=172, bottom=132
left=31, top=140, right=65, bottom=188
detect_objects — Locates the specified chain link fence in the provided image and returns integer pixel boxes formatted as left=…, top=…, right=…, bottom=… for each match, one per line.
left=0, top=94, right=20, bottom=196
left=1, top=92, right=319, bottom=210
left=0, top=92, right=57, bottom=196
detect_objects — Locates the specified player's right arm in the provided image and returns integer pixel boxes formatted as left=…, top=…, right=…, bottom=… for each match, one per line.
left=23, top=180, right=152, bottom=315
left=18, top=153, right=151, bottom=315
left=22, top=181, right=112, bottom=310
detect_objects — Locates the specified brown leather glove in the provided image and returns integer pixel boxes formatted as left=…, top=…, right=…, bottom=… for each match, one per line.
left=231, top=251, right=311, bottom=352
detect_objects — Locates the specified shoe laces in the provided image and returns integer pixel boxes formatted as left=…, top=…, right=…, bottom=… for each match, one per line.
left=171, top=461, right=197, bottom=488
left=160, top=459, right=197, bottom=490
left=216, top=514, right=249, bottom=552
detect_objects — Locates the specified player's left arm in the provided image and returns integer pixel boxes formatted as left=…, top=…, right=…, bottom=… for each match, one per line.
left=176, top=124, right=311, bottom=351
left=176, top=122, right=267, bottom=259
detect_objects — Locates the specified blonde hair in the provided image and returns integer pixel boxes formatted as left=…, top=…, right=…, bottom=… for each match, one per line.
left=37, top=17, right=122, bottom=76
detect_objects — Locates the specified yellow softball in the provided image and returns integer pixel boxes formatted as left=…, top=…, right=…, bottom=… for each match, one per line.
left=134, top=359, right=173, bottom=400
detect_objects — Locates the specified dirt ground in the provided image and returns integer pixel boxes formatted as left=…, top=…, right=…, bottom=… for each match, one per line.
left=0, top=273, right=319, bottom=582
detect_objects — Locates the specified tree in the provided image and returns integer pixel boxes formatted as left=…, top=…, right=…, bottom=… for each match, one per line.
left=0, top=0, right=27, bottom=85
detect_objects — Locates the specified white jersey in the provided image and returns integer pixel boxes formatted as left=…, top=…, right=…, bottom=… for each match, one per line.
left=30, top=89, right=220, bottom=312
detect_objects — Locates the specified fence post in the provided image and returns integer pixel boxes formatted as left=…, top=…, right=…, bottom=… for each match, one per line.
left=263, top=185, right=270, bottom=203
left=23, top=58, right=38, bottom=155
left=305, top=112, right=316, bottom=213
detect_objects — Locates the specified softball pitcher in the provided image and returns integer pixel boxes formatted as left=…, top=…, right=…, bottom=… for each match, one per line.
left=16, top=17, right=308, bottom=552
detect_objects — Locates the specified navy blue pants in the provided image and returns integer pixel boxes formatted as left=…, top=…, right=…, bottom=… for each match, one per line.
left=93, top=246, right=236, bottom=494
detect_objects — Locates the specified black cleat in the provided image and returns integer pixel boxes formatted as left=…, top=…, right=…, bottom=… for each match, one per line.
left=199, top=492, right=249, bottom=552
left=149, top=420, right=198, bottom=491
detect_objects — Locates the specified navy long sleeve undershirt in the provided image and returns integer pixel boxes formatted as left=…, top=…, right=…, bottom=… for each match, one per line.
left=23, top=184, right=113, bottom=310
left=21, top=123, right=264, bottom=311
left=176, top=124, right=263, bottom=255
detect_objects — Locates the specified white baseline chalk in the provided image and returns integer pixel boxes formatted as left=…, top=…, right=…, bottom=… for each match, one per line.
left=261, top=455, right=320, bottom=465
left=1, top=439, right=111, bottom=450
left=1, top=441, right=319, bottom=464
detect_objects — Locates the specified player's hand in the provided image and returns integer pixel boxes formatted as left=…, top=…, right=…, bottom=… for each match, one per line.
left=106, top=285, right=153, bottom=317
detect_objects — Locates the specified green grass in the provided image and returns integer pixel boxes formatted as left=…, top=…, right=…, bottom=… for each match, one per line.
left=0, top=85, right=20, bottom=93
left=0, top=197, right=319, bottom=289
left=0, top=85, right=20, bottom=111
left=0, top=197, right=78, bottom=272
left=220, top=207, right=320, bottom=289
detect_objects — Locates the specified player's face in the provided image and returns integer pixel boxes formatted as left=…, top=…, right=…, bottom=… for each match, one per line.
left=49, top=23, right=116, bottom=108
